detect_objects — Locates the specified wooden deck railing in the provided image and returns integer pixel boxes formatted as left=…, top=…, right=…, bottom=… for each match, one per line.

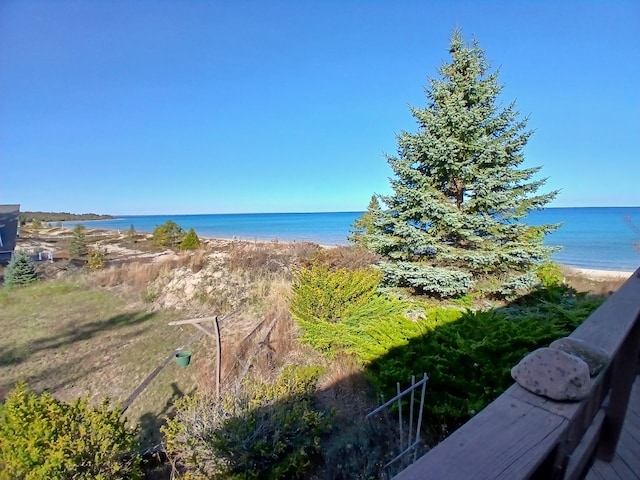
left=394, top=267, right=640, bottom=480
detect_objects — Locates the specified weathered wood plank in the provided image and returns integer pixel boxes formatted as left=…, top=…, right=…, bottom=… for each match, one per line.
left=564, top=408, right=606, bottom=480
left=586, top=459, right=629, bottom=480
left=586, top=376, right=640, bottom=479
left=394, top=393, right=568, bottom=480
left=168, top=316, right=218, bottom=325
left=615, top=432, right=640, bottom=475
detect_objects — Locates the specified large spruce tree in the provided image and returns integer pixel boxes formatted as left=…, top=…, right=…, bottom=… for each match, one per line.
left=354, top=31, right=558, bottom=297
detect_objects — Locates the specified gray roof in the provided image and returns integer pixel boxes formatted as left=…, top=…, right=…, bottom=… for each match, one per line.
left=0, top=204, right=20, bottom=260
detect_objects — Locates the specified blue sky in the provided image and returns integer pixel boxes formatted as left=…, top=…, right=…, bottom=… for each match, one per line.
left=1, top=1, right=638, bottom=215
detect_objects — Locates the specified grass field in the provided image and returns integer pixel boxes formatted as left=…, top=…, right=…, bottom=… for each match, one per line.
left=0, top=279, right=205, bottom=447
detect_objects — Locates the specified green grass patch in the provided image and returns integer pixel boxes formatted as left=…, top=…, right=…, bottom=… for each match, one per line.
left=0, top=279, right=197, bottom=447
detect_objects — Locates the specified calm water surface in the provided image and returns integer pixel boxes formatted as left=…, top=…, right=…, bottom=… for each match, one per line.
left=64, top=207, right=640, bottom=272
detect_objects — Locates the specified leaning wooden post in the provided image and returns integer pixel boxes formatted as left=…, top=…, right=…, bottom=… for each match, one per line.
left=213, top=315, right=221, bottom=398
left=168, top=315, right=223, bottom=398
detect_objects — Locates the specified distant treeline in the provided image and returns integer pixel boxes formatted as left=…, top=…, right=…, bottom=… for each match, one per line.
left=20, top=211, right=114, bottom=224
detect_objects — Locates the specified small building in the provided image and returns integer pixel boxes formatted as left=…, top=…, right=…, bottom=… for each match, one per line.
left=0, top=204, right=20, bottom=263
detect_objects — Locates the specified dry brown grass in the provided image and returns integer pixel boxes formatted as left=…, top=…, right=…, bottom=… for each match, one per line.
left=86, top=251, right=209, bottom=298
left=300, top=244, right=382, bottom=271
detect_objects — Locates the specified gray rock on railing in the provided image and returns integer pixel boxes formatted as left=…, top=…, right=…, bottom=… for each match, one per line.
left=511, top=347, right=592, bottom=401
left=511, top=337, right=609, bottom=401
left=549, top=336, right=608, bottom=377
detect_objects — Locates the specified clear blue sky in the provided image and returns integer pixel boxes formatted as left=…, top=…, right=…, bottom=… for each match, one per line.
left=1, top=1, right=638, bottom=215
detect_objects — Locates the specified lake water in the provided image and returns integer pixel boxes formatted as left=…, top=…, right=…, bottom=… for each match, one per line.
left=64, top=207, right=640, bottom=272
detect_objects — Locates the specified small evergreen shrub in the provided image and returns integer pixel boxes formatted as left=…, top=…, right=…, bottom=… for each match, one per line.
left=70, top=223, right=89, bottom=258
left=179, top=228, right=201, bottom=250
left=152, top=220, right=185, bottom=248
left=4, top=252, right=38, bottom=288
left=88, top=248, right=107, bottom=270
left=163, top=366, right=332, bottom=479
left=0, top=382, right=141, bottom=480
left=291, top=265, right=384, bottom=323
left=291, top=264, right=463, bottom=361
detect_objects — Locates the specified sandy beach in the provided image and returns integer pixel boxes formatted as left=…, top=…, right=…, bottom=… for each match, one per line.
left=562, top=266, right=636, bottom=281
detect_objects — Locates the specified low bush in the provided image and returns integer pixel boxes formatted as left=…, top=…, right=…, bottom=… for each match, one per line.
left=536, top=261, right=565, bottom=287
left=290, top=265, right=462, bottom=361
left=180, top=228, right=201, bottom=250
left=163, top=365, right=333, bottom=479
left=152, top=220, right=185, bottom=248
left=367, top=286, right=604, bottom=439
left=0, top=382, right=141, bottom=480
left=291, top=265, right=384, bottom=323
left=290, top=266, right=604, bottom=441
left=88, top=248, right=107, bottom=270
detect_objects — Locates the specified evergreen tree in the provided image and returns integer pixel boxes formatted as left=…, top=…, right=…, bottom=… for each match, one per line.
left=349, top=195, right=381, bottom=248
left=4, top=252, right=38, bottom=288
left=355, top=31, right=558, bottom=298
left=179, top=228, right=200, bottom=250
left=70, top=224, right=89, bottom=258
left=127, top=224, right=137, bottom=242
left=153, top=221, right=185, bottom=248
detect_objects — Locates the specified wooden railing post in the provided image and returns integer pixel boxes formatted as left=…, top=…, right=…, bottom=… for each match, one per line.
left=597, top=314, right=640, bottom=461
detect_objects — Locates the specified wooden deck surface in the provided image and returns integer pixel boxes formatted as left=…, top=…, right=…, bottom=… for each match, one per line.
left=586, top=374, right=640, bottom=480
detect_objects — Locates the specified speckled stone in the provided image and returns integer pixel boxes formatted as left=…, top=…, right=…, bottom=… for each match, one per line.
left=511, top=347, right=591, bottom=401
left=549, top=337, right=608, bottom=377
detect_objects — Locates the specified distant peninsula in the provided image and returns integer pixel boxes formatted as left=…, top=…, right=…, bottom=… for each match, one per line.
left=20, top=211, right=115, bottom=223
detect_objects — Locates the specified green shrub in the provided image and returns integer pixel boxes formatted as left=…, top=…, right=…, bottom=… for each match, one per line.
left=4, top=252, right=38, bottom=288
left=88, top=248, right=107, bottom=270
left=291, top=264, right=603, bottom=440
left=163, top=366, right=332, bottom=479
left=291, top=265, right=384, bottom=323
left=179, top=228, right=201, bottom=250
left=152, top=220, right=185, bottom=248
left=290, top=264, right=462, bottom=361
left=70, top=223, right=89, bottom=258
left=536, top=261, right=565, bottom=288
left=0, top=382, right=141, bottom=480
left=367, top=287, right=604, bottom=439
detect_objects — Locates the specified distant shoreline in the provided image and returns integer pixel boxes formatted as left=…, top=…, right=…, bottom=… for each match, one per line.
left=23, top=225, right=638, bottom=279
